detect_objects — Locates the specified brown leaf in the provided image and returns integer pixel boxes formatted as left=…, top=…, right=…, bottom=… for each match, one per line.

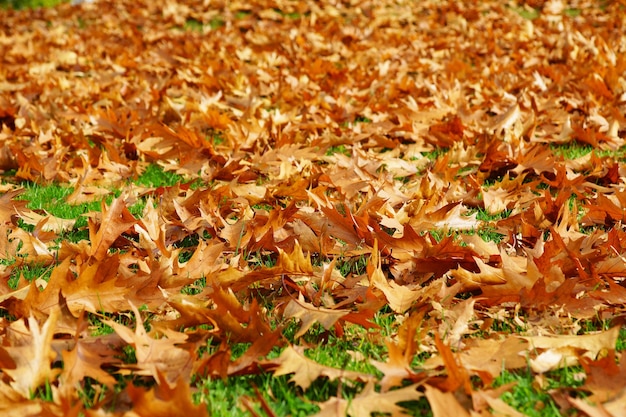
left=283, top=294, right=349, bottom=339
left=14, top=208, right=76, bottom=234
left=522, top=327, right=620, bottom=373
left=58, top=335, right=120, bottom=395
left=125, top=375, right=209, bottom=417
left=425, top=384, right=470, bottom=417
left=313, top=382, right=422, bottom=417
left=88, top=195, right=137, bottom=261
left=371, top=338, right=425, bottom=392
left=0, top=189, right=27, bottom=225
left=368, top=242, right=422, bottom=313
left=103, top=303, right=192, bottom=386
left=580, top=351, right=626, bottom=403
left=273, top=345, right=373, bottom=390
left=3, top=309, right=60, bottom=397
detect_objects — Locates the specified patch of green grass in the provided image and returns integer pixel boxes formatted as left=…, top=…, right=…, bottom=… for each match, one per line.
left=195, top=315, right=395, bottom=416
left=326, top=144, right=351, bottom=157
left=176, top=17, right=225, bottom=33
left=564, top=8, right=581, bottom=17
left=30, top=379, right=54, bottom=402
left=472, top=227, right=505, bottom=244
left=550, top=142, right=593, bottom=159
left=510, top=6, right=540, bottom=20
left=209, top=17, right=225, bottom=30
left=421, top=148, right=449, bottom=161
left=128, top=200, right=147, bottom=218
left=197, top=374, right=320, bottom=417
left=17, top=182, right=108, bottom=229
left=494, top=370, right=563, bottom=416
left=0, top=0, right=65, bottom=9
left=184, top=18, right=204, bottom=32
left=335, top=254, right=368, bottom=277
left=402, top=397, right=434, bottom=417
left=118, top=345, right=137, bottom=365
left=207, top=131, right=225, bottom=146
left=78, top=377, right=110, bottom=409
left=135, top=164, right=184, bottom=188
left=272, top=8, right=301, bottom=20
left=234, top=10, right=252, bottom=19
left=252, top=203, right=273, bottom=211
left=618, top=327, right=626, bottom=351
left=428, top=226, right=504, bottom=244
left=11, top=164, right=186, bottom=244
left=8, top=263, right=54, bottom=289
left=596, top=145, right=626, bottom=161
left=181, top=277, right=207, bottom=296
left=470, top=207, right=512, bottom=222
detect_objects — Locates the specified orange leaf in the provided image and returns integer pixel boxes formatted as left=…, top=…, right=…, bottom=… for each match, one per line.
left=126, top=375, right=209, bottom=417
left=283, top=294, right=349, bottom=339
left=88, top=195, right=137, bottom=261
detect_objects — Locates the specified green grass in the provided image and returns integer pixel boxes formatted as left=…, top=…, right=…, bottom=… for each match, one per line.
left=180, top=17, right=225, bottom=32
left=550, top=142, right=594, bottom=160
left=11, top=163, right=184, bottom=235
left=272, top=8, right=302, bottom=20
left=325, top=144, right=351, bottom=157
left=134, top=164, right=184, bottom=188
left=564, top=8, right=582, bottom=17
left=510, top=6, right=540, bottom=20
left=495, top=370, right=563, bottom=416
left=551, top=142, right=626, bottom=161
left=8, top=262, right=54, bottom=289
left=194, top=317, right=394, bottom=417
left=0, top=0, right=64, bottom=9
left=197, top=374, right=320, bottom=417
left=17, top=182, right=108, bottom=229
left=335, top=254, right=368, bottom=277
left=421, top=148, right=449, bottom=161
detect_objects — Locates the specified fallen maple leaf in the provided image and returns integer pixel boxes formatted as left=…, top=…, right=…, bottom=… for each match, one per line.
left=88, top=195, right=137, bottom=261
left=522, top=326, right=620, bottom=373
left=371, top=339, right=425, bottom=392
left=3, top=308, right=60, bottom=398
left=434, top=298, right=477, bottom=347
left=14, top=208, right=76, bottom=234
left=103, top=302, right=192, bottom=387
left=125, top=374, right=209, bottom=417
left=58, top=335, right=120, bottom=397
left=368, top=241, right=422, bottom=313
left=313, top=381, right=422, bottom=417
left=273, top=345, right=373, bottom=390
left=283, top=294, right=349, bottom=339
left=425, top=384, right=470, bottom=417
left=0, top=189, right=27, bottom=225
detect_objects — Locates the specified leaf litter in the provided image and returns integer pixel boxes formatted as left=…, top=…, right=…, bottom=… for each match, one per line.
left=1, top=0, right=626, bottom=415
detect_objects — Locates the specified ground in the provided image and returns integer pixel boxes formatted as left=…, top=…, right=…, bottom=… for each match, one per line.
left=0, top=0, right=626, bottom=416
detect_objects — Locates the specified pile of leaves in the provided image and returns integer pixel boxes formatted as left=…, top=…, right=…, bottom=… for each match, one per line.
left=1, top=0, right=626, bottom=415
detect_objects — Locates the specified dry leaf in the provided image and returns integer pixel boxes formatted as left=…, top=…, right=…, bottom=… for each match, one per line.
left=283, top=294, right=349, bottom=339
left=3, top=309, right=60, bottom=397
left=273, top=345, right=373, bottom=390
left=313, top=382, right=422, bottom=417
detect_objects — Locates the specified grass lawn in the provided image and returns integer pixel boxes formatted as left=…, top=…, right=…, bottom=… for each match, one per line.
left=1, top=0, right=625, bottom=416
